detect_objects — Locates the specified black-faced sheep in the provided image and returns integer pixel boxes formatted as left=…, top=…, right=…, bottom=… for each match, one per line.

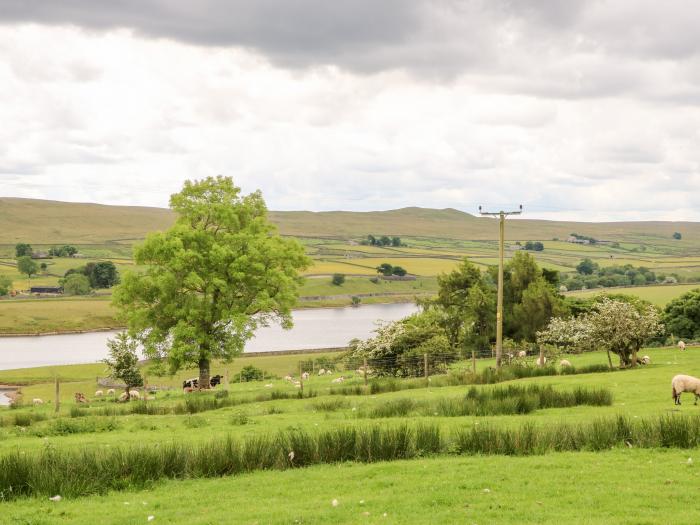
left=672, top=374, right=700, bottom=405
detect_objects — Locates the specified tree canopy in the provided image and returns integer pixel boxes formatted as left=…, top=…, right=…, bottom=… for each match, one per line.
left=103, top=332, right=143, bottom=399
left=15, top=243, right=32, bottom=257
left=113, top=176, right=310, bottom=388
left=663, top=289, right=700, bottom=340
left=16, top=256, right=38, bottom=288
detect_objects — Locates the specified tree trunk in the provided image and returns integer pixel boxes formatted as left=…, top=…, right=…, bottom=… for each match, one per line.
left=198, top=357, right=210, bottom=390
left=631, top=346, right=638, bottom=368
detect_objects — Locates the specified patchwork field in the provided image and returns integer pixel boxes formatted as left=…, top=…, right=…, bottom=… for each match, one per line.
left=1, top=346, right=700, bottom=523
left=567, top=284, right=700, bottom=307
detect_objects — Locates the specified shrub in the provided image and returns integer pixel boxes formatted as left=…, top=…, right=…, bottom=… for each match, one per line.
left=331, top=273, right=345, bottom=286
left=233, top=365, right=266, bottom=383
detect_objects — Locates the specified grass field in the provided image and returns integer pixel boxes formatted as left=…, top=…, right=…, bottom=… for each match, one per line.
left=1, top=346, right=700, bottom=523
left=566, top=284, right=700, bottom=307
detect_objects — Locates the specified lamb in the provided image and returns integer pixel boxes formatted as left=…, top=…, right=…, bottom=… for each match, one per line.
left=559, top=359, right=571, bottom=368
left=318, top=368, right=326, bottom=376
left=284, top=375, right=293, bottom=382
left=517, top=350, right=527, bottom=358
left=107, top=389, right=115, bottom=395
left=32, top=398, right=43, bottom=405
left=331, top=376, right=345, bottom=384
left=641, top=355, right=651, bottom=365
left=678, top=341, right=687, bottom=351
left=671, top=374, right=700, bottom=405
left=301, top=372, right=310, bottom=380
left=94, top=390, right=104, bottom=397
left=129, top=390, right=140, bottom=400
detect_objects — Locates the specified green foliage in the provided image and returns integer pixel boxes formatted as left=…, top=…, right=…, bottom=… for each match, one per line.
left=14, top=243, right=32, bottom=257
left=48, top=245, right=78, bottom=257
left=392, top=266, right=407, bottom=276
left=576, top=258, right=598, bottom=275
left=233, top=365, right=266, bottom=382
left=0, top=275, right=12, bottom=296
left=376, top=263, right=394, bottom=276
left=331, top=273, right=345, bottom=286
left=673, top=232, right=682, bottom=240
left=66, top=261, right=120, bottom=289
left=113, top=176, right=310, bottom=387
left=60, top=273, right=91, bottom=296
left=663, top=288, right=700, bottom=339
left=524, top=241, right=544, bottom=251
left=102, top=332, right=143, bottom=397
left=16, top=256, right=38, bottom=285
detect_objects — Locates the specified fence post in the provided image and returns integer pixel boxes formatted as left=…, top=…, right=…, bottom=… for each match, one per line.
left=312, top=359, right=315, bottom=374
left=143, top=374, right=148, bottom=404
left=363, top=357, right=368, bottom=386
left=54, top=376, right=60, bottom=413
left=424, top=353, right=429, bottom=379
left=472, top=350, right=476, bottom=374
left=299, top=361, right=304, bottom=395
left=224, top=369, right=229, bottom=390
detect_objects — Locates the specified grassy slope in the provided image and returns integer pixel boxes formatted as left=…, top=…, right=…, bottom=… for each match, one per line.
left=567, top=284, right=700, bottom=307
left=2, top=197, right=700, bottom=244
left=1, top=347, right=700, bottom=523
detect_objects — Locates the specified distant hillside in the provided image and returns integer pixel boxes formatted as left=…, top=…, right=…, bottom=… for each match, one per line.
left=1, top=197, right=699, bottom=244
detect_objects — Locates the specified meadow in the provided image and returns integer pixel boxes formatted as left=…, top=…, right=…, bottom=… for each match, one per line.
left=1, top=346, right=700, bottom=523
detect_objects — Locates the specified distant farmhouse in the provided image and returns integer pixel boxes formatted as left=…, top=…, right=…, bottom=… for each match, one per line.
left=30, top=251, right=51, bottom=259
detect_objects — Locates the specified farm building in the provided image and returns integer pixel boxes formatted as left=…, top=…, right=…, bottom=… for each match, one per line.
left=30, top=286, right=63, bottom=294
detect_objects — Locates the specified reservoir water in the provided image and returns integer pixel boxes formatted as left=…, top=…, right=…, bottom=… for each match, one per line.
left=0, top=303, right=418, bottom=371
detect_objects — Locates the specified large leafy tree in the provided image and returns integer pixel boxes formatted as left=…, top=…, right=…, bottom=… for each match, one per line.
left=16, top=256, right=38, bottom=289
left=663, top=289, right=700, bottom=340
left=113, top=176, right=310, bottom=388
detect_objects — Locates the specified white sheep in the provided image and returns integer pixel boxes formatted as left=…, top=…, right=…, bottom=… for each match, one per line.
left=107, top=388, right=115, bottom=395
left=94, top=390, right=104, bottom=397
left=678, top=341, right=687, bottom=351
left=331, top=376, right=345, bottom=384
left=318, top=368, right=326, bottom=376
left=536, top=355, right=547, bottom=367
left=301, top=372, right=310, bottom=380
left=517, top=350, right=527, bottom=358
left=284, top=375, right=293, bottom=382
left=641, top=355, right=651, bottom=365
left=559, top=359, right=571, bottom=368
left=326, top=370, right=333, bottom=375
left=32, top=398, right=43, bottom=405
left=129, top=390, right=140, bottom=400
left=672, top=374, right=700, bottom=405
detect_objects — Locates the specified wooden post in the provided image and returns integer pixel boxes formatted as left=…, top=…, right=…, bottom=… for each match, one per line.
left=312, top=359, right=315, bottom=374
left=424, top=353, right=429, bottom=379
left=143, top=374, right=148, bottom=404
left=54, top=376, right=60, bottom=413
left=363, top=357, right=368, bottom=386
left=224, top=369, right=229, bottom=390
left=538, top=346, right=545, bottom=367
left=472, top=350, right=476, bottom=374
left=299, top=362, right=304, bottom=395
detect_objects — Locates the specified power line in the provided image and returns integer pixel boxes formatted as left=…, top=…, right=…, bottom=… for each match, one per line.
left=478, top=204, right=523, bottom=369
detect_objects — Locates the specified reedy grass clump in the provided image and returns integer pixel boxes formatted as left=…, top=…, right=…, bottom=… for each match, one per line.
left=0, top=412, right=48, bottom=427
left=2, top=414, right=700, bottom=501
left=363, top=385, right=613, bottom=419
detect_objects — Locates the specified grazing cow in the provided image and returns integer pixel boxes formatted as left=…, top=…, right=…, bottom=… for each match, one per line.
left=182, top=374, right=223, bottom=389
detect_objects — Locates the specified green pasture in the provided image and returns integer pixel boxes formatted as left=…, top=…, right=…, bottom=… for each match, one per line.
left=566, top=284, right=700, bottom=307
left=1, top=346, right=700, bottom=522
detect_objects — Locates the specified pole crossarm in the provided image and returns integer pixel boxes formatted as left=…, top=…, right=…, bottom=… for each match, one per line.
left=478, top=204, right=523, bottom=369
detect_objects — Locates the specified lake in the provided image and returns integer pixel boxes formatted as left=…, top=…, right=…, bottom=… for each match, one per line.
left=0, top=303, right=418, bottom=371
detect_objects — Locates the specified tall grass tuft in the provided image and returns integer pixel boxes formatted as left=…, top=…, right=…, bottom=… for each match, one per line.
left=2, top=415, right=700, bottom=501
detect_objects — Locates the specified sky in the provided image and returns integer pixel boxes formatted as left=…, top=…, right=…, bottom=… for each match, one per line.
left=1, top=1, right=699, bottom=221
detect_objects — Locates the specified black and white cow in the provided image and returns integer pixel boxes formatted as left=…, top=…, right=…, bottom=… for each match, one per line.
left=182, top=374, right=223, bottom=389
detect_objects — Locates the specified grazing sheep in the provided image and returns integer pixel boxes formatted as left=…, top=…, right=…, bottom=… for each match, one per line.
left=559, top=359, right=572, bottom=368
left=678, top=341, right=687, bottom=351
left=129, top=390, right=140, bottom=400
left=318, top=368, right=326, bottom=376
left=331, top=376, right=345, bottom=384
left=107, top=389, right=115, bottom=395
left=94, top=390, right=104, bottom=397
left=326, top=370, right=333, bottom=375
left=301, top=372, right=310, bottom=381
left=672, top=374, right=700, bottom=405
left=32, top=398, right=43, bottom=405
left=284, top=375, right=293, bottom=382
left=517, top=350, right=527, bottom=358
left=641, top=355, right=651, bottom=365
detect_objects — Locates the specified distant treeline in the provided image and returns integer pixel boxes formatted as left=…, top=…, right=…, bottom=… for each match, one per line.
left=361, top=235, right=404, bottom=247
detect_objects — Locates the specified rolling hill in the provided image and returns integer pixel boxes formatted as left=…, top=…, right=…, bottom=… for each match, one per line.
left=1, top=197, right=699, bottom=245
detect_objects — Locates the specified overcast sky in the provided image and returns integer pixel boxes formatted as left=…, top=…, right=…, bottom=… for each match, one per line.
left=1, top=1, right=699, bottom=221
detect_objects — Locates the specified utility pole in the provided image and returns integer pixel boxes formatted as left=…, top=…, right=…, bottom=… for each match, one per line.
left=479, top=205, right=523, bottom=369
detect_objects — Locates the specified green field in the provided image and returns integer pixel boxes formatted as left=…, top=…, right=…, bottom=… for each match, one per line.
left=566, top=284, right=700, bottom=307
left=2, top=346, right=700, bottom=523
